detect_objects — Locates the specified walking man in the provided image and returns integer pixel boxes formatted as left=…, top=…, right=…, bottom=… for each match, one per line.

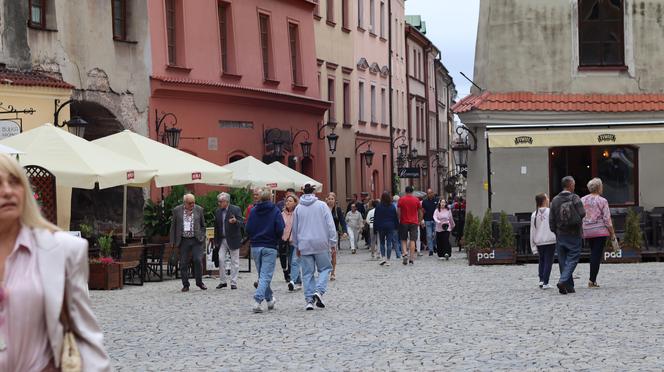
left=292, top=184, right=337, bottom=310
left=397, top=186, right=422, bottom=265
left=421, top=189, right=439, bottom=256
left=549, top=176, right=586, bottom=295
left=245, top=189, right=285, bottom=313
left=214, top=192, right=244, bottom=290
left=170, top=193, right=207, bottom=292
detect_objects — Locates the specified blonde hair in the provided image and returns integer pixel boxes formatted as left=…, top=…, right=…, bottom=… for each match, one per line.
left=0, top=154, right=59, bottom=232
left=587, top=177, right=603, bottom=194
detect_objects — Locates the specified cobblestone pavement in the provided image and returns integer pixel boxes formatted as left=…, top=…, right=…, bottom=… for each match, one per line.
left=91, top=244, right=664, bottom=371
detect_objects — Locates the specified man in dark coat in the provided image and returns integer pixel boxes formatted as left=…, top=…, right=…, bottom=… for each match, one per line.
left=214, top=192, right=244, bottom=289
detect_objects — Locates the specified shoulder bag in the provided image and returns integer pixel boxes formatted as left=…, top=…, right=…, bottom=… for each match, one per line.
left=60, top=287, right=82, bottom=372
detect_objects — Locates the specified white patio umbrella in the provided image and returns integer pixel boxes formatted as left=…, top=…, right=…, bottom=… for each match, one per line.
left=0, top=123, right=156, bottom=189
left=268, top=161, right=322, bottom=192
left=0, top=143, right=24, bottom=155
left=95, top=130, right=234, bottom=242
left=221, top=156, right=296, bottom=190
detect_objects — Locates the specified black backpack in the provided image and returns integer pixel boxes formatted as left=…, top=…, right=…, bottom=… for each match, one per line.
left=558, top=196, right=581, bottom=228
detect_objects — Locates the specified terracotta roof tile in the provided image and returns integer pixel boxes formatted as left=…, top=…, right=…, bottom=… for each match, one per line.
left=452, top=91, right=664, bottom=113
left=0, top=69, right=74, bottom=90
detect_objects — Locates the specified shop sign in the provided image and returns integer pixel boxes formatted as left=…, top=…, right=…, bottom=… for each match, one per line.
left=0, top=120, right=21, bottom=139
left=597, top=133, right=616, bottom=143
left=398, top=167, right=420, bottom=178
left=513, top=136, right=533, bottom=145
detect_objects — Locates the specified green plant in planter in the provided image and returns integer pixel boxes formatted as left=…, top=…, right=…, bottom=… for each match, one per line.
left=622, top=208, right=643, bottom=250
left=79, top=223, right=93, bottom=238
left=476, top=209, right=493, bottom=249
left=462, top=212, right=478, bottom=249
left=97, top=232, right=114, bottom=258
left=143, top=185, right=187, bottom=238
left=496, top=211, right=516, bottom=250
left=229, top=187, right=253, bottom=216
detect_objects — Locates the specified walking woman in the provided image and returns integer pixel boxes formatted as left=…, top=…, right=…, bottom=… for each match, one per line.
left=374, top=192, right=399, bottom=266
left=345, top=203, right=364, bottom=254
left=433, top=200, right=455, bottom=260
left=0, top=154, right=111, bottom=371
left=326, top=193, right=347, bottom=281
left=530, top=193, right=557, bottom=289
left=282, top=195, right=302, bottom=292
left=581, top=178, right=615, bottom=288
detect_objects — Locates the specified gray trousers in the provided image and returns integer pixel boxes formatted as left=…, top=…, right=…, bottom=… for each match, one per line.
left=180, top=237, right=204, bottom=287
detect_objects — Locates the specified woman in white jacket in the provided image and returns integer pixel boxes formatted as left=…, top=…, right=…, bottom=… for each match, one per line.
left=345, top=204, right=364, bottom=254
left=530, top=193, right=557, bottom=289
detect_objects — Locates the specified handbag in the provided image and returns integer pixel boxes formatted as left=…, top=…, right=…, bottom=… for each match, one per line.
left=60, top=288, right=82, bottom=372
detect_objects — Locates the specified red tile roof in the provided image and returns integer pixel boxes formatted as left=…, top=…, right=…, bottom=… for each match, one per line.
left=0, top=69, right=74, bottom=90
left=452, top=91, right=664, bottom=113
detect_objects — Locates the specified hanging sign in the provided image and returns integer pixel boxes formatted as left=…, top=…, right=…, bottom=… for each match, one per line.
left=0, top=120, right=21, bottom=139
left=398, top=167, right=420, bottom=178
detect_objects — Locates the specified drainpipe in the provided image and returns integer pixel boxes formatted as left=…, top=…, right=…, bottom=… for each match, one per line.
left=388, top=0, right=395, bottom=194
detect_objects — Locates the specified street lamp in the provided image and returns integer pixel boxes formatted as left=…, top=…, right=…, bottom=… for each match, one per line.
left=317, top=122, right=339, bottom=154
left=54, top=99, right=88, bottom=138
left=452, top=125, right=477, bottom=170
left=290, top=129, right=312, bottom=158
left=355, top=140, right=374, bottom=167
left=155, top=109, right=181, bottom=148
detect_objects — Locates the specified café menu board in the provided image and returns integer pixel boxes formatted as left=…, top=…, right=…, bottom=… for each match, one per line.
left=0, top=120, right=20, bottom=139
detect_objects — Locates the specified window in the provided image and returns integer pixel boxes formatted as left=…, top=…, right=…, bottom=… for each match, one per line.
left=165, top=0, right=177, bottom=65
left=218, top=2, right=231, bottom=72
left=314, top=0, right=320, bottom=17
left=370, top=85, right=376, bottom=123
left=379, top=2, right=385, bottom=37
left=345, top=158, right=351, bottom=197
left=369, top=0, right=375, bottom=33
left=112, top=0, right=127, bottom=40
left=327, top=0, right=335, bottom=24
left=357, top=0, right=363, bottom=27
left=330, top=157, right=337, bottom=192
left=29, top=0, right=46, bottom=29
left=289, top=23, right=301, bottom=85
left=259, top=14, right=272, bottom=80
left=578, top=0, right=624, bottom=67
left=343, top=81, right=351, bottom=125
left=549, top=145, right=637, bottom=205
left=342, top=0, right=349, bottom=29
left=381, top=88, right=386, bottom=124
left=327, top=77, right=336, bottom=122
left=358, top=81, right=365, bottom=122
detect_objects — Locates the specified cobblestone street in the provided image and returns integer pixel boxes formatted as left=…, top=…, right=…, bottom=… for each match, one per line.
left=92, top=246, right=664, bottom=371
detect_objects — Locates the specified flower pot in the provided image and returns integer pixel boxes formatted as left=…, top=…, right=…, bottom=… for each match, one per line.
left=88, top=262, right=123, bottom=290
left=602, top=246, right=642, bottom=264
left=468, top=247, right=517, bottom=265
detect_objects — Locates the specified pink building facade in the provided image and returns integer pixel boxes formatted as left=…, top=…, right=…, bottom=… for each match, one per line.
left=148, top=0, right=329, bottom=196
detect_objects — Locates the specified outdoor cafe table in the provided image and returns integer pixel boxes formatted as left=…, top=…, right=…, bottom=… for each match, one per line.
left=136, top=243, right=166, bottom=282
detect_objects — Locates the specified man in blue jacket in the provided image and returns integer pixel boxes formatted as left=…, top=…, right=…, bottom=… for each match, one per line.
left=292, top=184, right=337, bottom=310
left=245, top=189, right=285, bottom=313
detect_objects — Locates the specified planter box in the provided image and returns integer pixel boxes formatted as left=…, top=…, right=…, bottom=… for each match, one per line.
left=603, top=246, right=642, bottom=264
left=468, top=247, right=517, bottom=265
left=88, top=262, right=123, bottom=290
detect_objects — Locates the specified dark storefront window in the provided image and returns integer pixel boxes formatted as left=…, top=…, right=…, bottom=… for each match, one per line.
left=549, top=145, right=637, bottom=206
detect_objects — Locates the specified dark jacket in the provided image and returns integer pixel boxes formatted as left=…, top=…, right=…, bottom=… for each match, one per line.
left=169, top=204, right=206, bottom=247
left=213, top=204, right=244, bottom=250
left=245, top=201, right=285, bottom=249
left=421, top=198, right=438, bottom=221
left=331, top=205, right=347, bottom=234
left=374, top=203, right=399, bottom=231
left=549, top=191, right=586, bottom=237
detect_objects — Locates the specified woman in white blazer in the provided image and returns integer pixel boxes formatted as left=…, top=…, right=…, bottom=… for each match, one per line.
left=0, top=153, right=110, bottom=371
left=530, top=193, right=557, bottom=290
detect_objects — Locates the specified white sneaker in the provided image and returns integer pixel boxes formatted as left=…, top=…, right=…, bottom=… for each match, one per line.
left=305, top=302, right=314, bottom=310
left=288, top=281, right=295, bottom=292
left=380, top=259, right=387, bottom=266
left=267, top=297, right=276, bottom=310
left=539, top=281, right=544, bottom=289
left=252, top=301, right=263, bottom=313
left=313, top=292, right=325, bottom=308
left=386, top=261, right=391, bottom=266
left=542, top=284, right=553, bottom=290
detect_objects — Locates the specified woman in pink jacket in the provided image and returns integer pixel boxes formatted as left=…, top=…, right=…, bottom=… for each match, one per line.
left=433, top=200, right=455, bottom=260
left=581, top=178, right=615, bottom=288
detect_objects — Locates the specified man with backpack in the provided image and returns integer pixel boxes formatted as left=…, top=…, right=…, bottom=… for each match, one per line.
left=549, top=176, right=586, bottom=295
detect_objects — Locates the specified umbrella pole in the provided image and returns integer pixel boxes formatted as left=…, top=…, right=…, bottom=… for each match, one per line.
left=122, top=185, right=127, bottom=244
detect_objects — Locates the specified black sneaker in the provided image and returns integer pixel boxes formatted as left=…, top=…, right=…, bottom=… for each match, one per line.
left=231, top=284, right=237, bottom=290
left=567, top=287, right=576, bottom=294
left=253, top=281, right=258, bottom=289
left=216, top=283, right=228, bottom=289
left=429, top=251, right=434, bottom=256
left=288, top=281, right=295, bottom=291
left=313, top=292, right=325, bottom=308
left=557, top=282, right=568, bottom=295
left=402, top=256, right=408, bottom=265
left=408, top=260, right=414, bottom=265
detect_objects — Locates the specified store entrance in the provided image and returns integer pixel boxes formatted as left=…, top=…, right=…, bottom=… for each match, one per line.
left=550, top=146, right=592, bottom=198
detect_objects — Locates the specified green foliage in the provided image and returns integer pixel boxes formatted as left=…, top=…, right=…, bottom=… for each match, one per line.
left=476, top=209, right=493, bottom=249
left=229, top=188, right=253, bottom=215
left=496, top=211, right=516, bottom=250
left=97, top=232, right=114, bottom=258
left=143, top=185, right=186, bottom=238
left=462, top=212, right=478, bottom=249
left=392, top=174, right=401, bottom=195
left=623, top=208, right=643, bottom=250
left=79, top=223, right=93, bottom=238
left=196, top=191, right=219, bottom=228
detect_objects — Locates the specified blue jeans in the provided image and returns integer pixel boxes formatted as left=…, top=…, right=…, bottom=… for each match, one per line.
left=300, top=252, right=332, bottom=303
left=252, top=247, right=277, bottom=303
left=556, top=234, right=582, bottom=288
left=378, top=229, right=398, bottom=259
left=392, top=230, right=401, bottom=258
left=425, top=220, right=437, bottom=253
left=289, top=245, right=301, bottom=285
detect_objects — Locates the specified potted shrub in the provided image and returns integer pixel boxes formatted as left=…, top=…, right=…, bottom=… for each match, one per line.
left=468, top=210, right=517, bottom=265
left=605, top=209, right=643, bottom=263
left=460, top=212, right=478, bottom=251
left=88, top=232, right=123, bottom=290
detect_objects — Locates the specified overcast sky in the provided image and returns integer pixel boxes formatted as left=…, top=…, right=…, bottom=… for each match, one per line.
left=404, top=0, right=480, bottom=100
